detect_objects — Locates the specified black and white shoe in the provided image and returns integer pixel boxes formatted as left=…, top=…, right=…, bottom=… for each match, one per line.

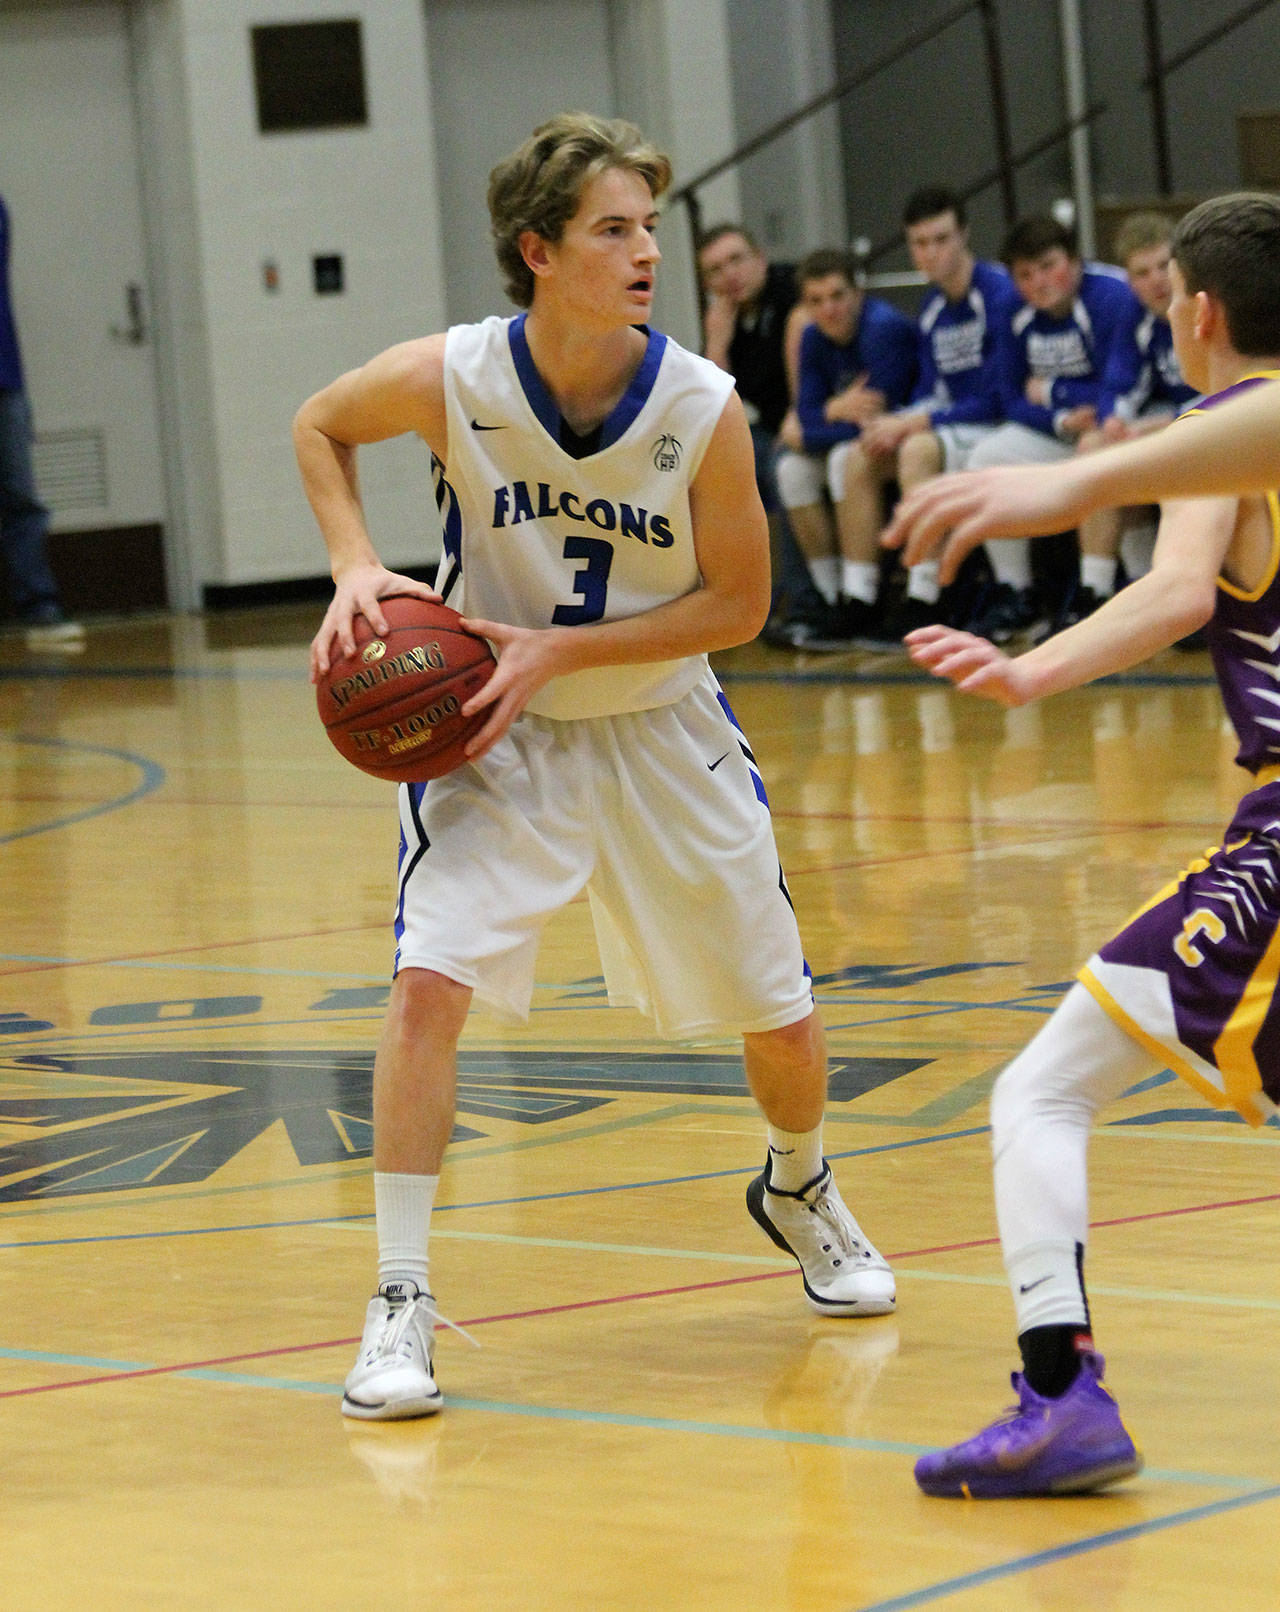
left=747, top=1158, right=896, bottom=1316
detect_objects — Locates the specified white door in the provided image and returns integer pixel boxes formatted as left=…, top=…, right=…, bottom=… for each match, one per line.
left=0, top=2, right=166, bottom=539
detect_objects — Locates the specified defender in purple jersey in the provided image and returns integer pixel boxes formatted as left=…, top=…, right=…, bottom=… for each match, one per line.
left=905, top=192, right=1280, bottom=1498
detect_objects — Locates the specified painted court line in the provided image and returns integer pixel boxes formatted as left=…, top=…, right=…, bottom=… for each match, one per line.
left=850, top=1485, right=1280, bottom=1612
left=0, top=737, right=166, bottom=847
left=0, top=1342, right=1262, bottom=1493
left=320, top=1224, right=1280, bottom=1314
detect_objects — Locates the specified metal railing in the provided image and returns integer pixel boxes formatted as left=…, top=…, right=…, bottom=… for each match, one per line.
left=676, top=0, right=1280, bottom=289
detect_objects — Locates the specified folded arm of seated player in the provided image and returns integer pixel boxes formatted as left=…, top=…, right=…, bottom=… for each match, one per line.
left=905, top=494, right=1235, bottom=707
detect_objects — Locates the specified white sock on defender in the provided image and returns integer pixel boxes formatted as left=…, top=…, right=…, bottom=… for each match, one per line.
left=766, top=1123, right=824, bottom=1192
left=375, top=1170, right=437, bottom=1293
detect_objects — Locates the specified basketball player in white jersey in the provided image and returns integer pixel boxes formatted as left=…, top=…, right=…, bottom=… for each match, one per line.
left=294, top=113, right=895, bottom=1421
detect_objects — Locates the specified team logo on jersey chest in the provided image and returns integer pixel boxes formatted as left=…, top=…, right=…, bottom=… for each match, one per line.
left=652, top=434, right=682, bottom=471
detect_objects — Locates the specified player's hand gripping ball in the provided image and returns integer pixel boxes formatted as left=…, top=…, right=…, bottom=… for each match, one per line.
left=316, top=596, right=497, bottom=782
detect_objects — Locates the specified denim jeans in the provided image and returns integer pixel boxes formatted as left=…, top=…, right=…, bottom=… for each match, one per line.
left=0, top=387, right=60, bottom=621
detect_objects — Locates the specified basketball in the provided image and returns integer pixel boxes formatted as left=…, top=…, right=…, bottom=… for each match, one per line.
left=316, top=595, right=497, bottom=782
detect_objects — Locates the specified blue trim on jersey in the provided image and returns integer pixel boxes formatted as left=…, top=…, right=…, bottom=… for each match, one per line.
left=507, top=313, right=667, bottom=455
left=431, top=453, right=463, bottom=602
left=716, top=690, right=769, bottom=806
left=716, top=690, right=812, bottom=990
left=508, top=313, right=559, bottom=439
left=598, top=326, right=668, bottom=449
left=393, top=783, right=431, bottom=963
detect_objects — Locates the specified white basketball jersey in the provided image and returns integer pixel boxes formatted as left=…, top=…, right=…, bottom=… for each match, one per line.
left=433, top=314, right=735, bottom=719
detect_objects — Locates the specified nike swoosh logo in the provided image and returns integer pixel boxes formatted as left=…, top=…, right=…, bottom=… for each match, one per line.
left=1018, top=1275, right=1053, bottom=1294
left=470, top=419, right=506, bottom=431
left=707, top=753, right=730, bottom=771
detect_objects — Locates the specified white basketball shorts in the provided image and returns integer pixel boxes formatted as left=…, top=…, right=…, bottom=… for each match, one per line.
left=933, top=422, right=1000, bottom=471
left=392, top=671, right=814, bottom=1040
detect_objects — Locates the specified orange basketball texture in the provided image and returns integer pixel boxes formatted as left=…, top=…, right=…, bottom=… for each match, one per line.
left=316, top=596, right=497, bottom=782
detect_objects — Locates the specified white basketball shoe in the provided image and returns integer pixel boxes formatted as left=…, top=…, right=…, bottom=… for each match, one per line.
left=342, top=1281, right=444, bottom=1420
left=747, top=1158, right=896, bottom=1316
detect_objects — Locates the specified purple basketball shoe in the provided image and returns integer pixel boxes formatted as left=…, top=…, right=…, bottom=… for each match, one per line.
left=914, top=1352, right=1142, bottom=1497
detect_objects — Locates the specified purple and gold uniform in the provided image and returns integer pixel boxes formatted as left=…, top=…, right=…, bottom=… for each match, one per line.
left=1080, top=373, right=1280, bottom=1125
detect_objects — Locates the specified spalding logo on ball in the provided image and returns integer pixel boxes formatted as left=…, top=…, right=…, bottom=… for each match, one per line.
left=316, top=595, right=497, bottom=782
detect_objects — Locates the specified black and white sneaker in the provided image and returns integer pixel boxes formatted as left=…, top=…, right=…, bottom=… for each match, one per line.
left=747, top=1158, right=896, bottom=1316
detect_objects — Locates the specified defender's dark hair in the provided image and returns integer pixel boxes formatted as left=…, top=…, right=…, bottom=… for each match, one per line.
left=902, top=187, right=966, bottom=229
left=1002, top=214, right=1079, bottom=267
left=1171, top=192, right=1280, bottom=357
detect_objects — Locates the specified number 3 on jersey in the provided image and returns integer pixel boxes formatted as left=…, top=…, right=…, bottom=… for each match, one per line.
left=552, top=535, right=614, bottom=625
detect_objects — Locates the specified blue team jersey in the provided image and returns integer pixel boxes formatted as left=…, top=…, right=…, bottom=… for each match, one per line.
left=996, top=263, right=1142, bottom=437
left=1101, top=306, right=1199, bottom=422
left=911, top=259, right=1020, bottom=428
left=796, top=295, right=918, bottom=454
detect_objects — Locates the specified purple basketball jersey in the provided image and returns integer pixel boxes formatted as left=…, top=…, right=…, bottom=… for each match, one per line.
left=1080, top=376, right=1280, bottom=1126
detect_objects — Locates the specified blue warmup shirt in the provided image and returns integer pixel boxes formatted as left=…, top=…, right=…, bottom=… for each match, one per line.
left=796, top=295, right=918, bottom=454
left=0, top=197, right=24, bottom=392
left=911, top=259, right=1020, bottom=428
left=1101, top=306, right=1199, bottom=422
left=995, top=264, right=1142, bottom=437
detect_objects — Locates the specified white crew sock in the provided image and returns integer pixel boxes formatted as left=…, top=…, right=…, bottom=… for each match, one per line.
left=906, top=559, right=941, bottom=604
left=1080, top=553, right=1117, bottom=596
left=766, top=1122, right=824, bottom=1192
left=375, top=1170, right=438, bottom=1294
left=841, top=559, right=880, bottom=605
left=806, top=554, right=840, bottom=604
left=986, top=538, right=1031, bottom=589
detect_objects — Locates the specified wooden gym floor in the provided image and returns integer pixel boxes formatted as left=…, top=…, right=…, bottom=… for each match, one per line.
left=1, top=607, right=1277, bottom=1611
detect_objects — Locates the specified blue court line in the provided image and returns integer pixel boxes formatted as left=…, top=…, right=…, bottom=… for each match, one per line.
left=0, top=1344, right=1265, bottom=1496
left=0, top=736, right=166, bottom=845
left=0, top=991, right=1038, bottom=1055
left=0, top=1127, right=991, bottom=1249
left=849, top=1484, right=1280, bottom=1612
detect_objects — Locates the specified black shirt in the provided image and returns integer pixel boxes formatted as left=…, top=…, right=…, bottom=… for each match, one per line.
left=724, top=262, right=797, bottom=436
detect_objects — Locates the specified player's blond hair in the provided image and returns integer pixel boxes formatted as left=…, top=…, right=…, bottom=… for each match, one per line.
left=488, top=113, right=672, bottom=308
left=1113, top=210, right=1173, bottom=267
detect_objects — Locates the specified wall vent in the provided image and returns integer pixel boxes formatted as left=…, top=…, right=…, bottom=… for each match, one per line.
left=32, top=428, right=109, bottom=511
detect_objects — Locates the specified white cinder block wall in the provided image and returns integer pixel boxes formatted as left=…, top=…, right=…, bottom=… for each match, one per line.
left=137, top=0, right=448, bottom=595
left=127, top=0, right=774, bottom=599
